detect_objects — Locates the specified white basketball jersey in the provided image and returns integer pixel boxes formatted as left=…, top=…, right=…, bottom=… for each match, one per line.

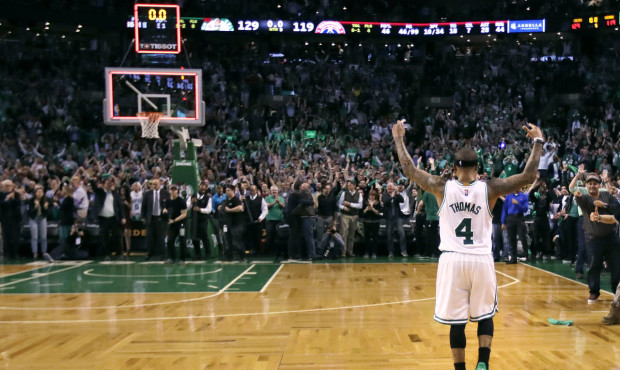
left=438, top=180, right=493, bottom=254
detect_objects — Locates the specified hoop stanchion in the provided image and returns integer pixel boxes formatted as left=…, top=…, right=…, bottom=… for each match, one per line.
left=137, top=112, right=164, bottom=139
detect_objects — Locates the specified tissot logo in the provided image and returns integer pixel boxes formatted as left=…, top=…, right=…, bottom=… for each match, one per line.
left=141, top=43, right=178, bottom=50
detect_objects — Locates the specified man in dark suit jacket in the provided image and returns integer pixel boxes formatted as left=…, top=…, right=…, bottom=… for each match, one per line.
left=92, top=176, right=126, bottom=259
left=141, top=178, right=170, bottom=260
left=0, top=180, right=23, bottom=259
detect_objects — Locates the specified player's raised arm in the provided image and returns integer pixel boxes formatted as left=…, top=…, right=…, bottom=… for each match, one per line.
left=392, top=120, right=446, bottom=200
left=487, top=123, right=545, bottom=200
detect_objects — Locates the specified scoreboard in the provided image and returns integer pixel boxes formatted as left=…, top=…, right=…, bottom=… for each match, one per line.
left=134, top=3, right=181, bottom=54
left=571, top=12, right=618, bottom=30
left=127, top=16, right=546, bottom=38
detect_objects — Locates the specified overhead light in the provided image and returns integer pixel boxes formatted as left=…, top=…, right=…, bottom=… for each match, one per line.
left=343, top=6, right=347, bottom=10
left=62, top=35, right=65, bottom=38
left=36, top=33, right=40, bottom=36
left=277, top=4, right=281, bottom=8
left=358, top=43, right=362, bottom=46
left=467, top=39, right=470, bottom=42
left=344, top=43, right=348, bottom=47
left=397, top=44, right=401, bottom=47
left=45, top=22, right=50, bottom=25
left=26, top=27, right=30, bottom=31
left=78, top=24, right=82, bottom=28
left=304, top=42, right=308, bottom=45
left=76, top=29, right=80, bottom=32
left=45, top=26, right=49, bottom=30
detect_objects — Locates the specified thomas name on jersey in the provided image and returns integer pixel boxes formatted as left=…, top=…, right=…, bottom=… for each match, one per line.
left=448, top=202, right=482, bottom=215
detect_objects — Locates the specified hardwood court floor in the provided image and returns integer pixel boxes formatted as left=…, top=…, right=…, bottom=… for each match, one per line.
left=0, top=260, right=618, bottom=369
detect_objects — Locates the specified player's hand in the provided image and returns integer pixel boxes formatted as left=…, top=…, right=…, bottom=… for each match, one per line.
left=522, top=123, right=544, bottom=141
left=392, top=120, right=406, bottom=139
left=593, top=200, right=607, bottom=208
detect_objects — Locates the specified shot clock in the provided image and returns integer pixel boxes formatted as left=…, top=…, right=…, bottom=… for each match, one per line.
left=134, top=3, right=181, bottom=54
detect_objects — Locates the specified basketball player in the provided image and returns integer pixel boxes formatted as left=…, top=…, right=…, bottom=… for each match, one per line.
left=393, top=120, right=544, bottom=370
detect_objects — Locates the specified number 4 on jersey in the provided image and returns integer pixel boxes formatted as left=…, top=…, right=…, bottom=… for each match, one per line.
left=455, top=218, right=474, bottom=245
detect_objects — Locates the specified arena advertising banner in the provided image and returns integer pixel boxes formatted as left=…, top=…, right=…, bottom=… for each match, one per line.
left=507, top=19, right=546, bottom=33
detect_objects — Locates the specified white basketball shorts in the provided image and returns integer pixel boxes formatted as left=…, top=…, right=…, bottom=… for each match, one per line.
left=434, top=251, right=498, bottom=325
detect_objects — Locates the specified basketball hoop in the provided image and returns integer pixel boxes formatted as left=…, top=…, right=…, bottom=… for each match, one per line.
left=137, top=112, right=164, bottom=139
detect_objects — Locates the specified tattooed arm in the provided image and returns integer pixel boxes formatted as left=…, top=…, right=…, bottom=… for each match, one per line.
left=392, top=120, right=446, bottom=205
left=487, top=123, right=545, bottom=210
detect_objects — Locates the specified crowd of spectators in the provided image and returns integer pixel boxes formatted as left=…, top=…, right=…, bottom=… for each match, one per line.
left=0, top=27, right=619, bottom=273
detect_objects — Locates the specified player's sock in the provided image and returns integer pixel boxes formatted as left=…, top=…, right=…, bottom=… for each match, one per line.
left=454, top=362, right=466, bottom=370
left=478, top=347, right=491, bottom=369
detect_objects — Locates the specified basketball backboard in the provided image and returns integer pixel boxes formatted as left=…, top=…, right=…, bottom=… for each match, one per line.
left=103, top=67, right=204, bottom=126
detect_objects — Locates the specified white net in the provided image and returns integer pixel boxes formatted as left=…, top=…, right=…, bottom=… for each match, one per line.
left=137, top=112, right=163, bottom=139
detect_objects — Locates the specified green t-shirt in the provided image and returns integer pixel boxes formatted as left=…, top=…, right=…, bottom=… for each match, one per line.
left=265, top=195, right=285, bottom=221
left=420, top=191, right=439, bottom=221
left=503, top=163, right=517, bottom=177
left=595, top=155, right=605, bottom=171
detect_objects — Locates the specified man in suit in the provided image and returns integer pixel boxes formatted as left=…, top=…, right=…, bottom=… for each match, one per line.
left=0, top=180, right=23, bottom=259
left=219, top=184, right=246, bottom=261
left=92, top=176, right=126, bottom=259
left=382, top=182, right=406, bottom=258
left=191, top=181, right=212, bottom=259
left=285, top=181, right=304, bottom=260
left=141, top=178, right=169, bottom=260
left=244, top=185, right=268, bottom=256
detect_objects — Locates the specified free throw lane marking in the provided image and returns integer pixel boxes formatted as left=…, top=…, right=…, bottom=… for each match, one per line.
left=82, top=267, right=222, bottom=278
left=260, top=264, right=283, bottom=293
